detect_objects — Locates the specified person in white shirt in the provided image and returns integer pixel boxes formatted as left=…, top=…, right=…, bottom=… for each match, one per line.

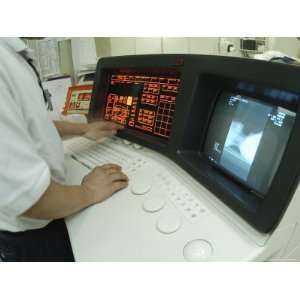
left=0, top=38, right=128, bottom=261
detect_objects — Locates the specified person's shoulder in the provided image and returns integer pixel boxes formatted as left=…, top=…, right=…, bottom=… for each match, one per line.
left=0, top=41, right=23, bottom=100
left=0, top=39, right=13, bottom=55
left=0, top=40, right=23, bottom=82
left=0, top=41, right=16, bottom=69
left=0, top=43, right=11, bottom=79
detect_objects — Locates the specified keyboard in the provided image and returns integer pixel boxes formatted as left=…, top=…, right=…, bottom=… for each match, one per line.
left=64, top=136, right=268, bottom=261
left=65, top=137, right=148, bottom=175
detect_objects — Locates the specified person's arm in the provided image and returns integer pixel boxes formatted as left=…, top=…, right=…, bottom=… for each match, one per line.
left=23, top=164, right=128, bottom=219
left=53, top=121, right=87, bottom=137
left=53, top=120, right=124, bottom=140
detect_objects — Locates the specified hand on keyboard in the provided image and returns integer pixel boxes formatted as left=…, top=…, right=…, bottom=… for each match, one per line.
left=84, top=121, right=124, bottom=141
left=81, top=164, right=129, bottom=204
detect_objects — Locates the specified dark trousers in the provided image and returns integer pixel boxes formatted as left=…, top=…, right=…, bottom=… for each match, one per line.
left=0, top=219, right=75, bottom=262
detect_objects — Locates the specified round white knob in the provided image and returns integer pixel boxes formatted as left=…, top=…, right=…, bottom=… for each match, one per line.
left=143, top=196, right=165, bottom=213
left=133, top=143, right=142, bottom=149
left=156, top=214, right=181, bottom=234
left=183, top=240, right=213, bottom=261
left=131, top=181, right=152, bottom=195
left=123, top=140, right=131, bottom=145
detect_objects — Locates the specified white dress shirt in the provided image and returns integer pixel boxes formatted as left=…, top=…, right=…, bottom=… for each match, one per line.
left=0, top=38, right=65, bottom=232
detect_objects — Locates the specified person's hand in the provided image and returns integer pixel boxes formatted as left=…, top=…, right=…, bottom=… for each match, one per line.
left=84, top=121, right=124, bottom=140
left=81, top=164, right=129, bottom=204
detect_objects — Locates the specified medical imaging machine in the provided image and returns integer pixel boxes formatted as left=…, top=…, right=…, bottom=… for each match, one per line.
left=64, top=54, right=300, bottom=261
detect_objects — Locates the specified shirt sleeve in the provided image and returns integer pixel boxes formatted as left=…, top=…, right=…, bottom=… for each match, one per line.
left=0, top=78, right=51, bottom=217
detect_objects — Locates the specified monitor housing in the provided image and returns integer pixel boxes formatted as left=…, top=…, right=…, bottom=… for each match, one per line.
left=89, top=54, right=300, bottom=233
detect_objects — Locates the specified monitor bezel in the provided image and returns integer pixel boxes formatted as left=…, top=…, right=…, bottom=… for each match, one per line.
left=175, top=63, right=300, bottom=233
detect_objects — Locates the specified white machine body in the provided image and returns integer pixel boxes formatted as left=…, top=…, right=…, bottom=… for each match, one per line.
left=64, top=136, right=300, bottom=261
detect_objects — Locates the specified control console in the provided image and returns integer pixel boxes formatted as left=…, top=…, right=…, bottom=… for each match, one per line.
left=65, top=136, right=265, bottom=261
left=64, top=54, right=300, bottom=261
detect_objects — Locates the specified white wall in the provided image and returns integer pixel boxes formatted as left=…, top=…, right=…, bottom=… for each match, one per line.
left=94, top=37, right=221, bottom=57
left=268, top=37, right=300, bottom=57
left=135, top=37, right=162, bottom=54
left=189, top=37, right=220, bottom=54
left=71, top=37, right=98, bottom=75
left=72, top=37, right=300, bottom=83
left=162, top=37, right=189, bottom=53
left=110, top=37, right=135, bottom=56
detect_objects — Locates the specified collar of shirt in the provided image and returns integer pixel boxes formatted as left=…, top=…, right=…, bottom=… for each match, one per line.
left=0, top=37, right=35, bottom=60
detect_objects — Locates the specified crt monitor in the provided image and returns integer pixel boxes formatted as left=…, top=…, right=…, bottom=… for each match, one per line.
left=204, top=91, right=296, bottom=196
left=103, top=70, right=181, bottom=140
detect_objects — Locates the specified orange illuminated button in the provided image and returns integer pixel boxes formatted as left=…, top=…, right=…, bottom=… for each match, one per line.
left=127, top=96, right=133, bottom=106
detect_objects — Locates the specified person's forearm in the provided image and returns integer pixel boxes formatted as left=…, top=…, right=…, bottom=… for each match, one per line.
left=53, top=121, right=88, bottom=137
left=23, top=181, right=93, bottom=220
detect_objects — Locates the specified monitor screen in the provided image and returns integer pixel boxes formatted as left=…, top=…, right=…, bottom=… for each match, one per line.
left=103, top=71, right=181, bottom=140
left=204, top=91, right=296, bottom=195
